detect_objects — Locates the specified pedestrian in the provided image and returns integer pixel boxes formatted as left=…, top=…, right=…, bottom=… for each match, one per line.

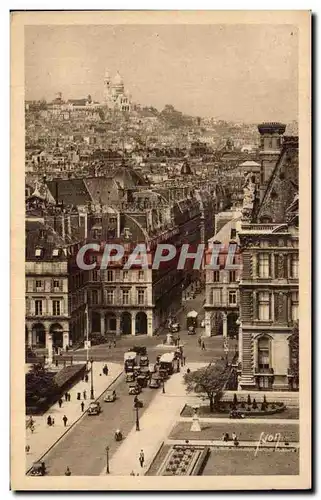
left=64, top=392, right=68, bottom=401
left=113, top=339, right=116, bottom=348
left=63, top=415, right=68, bottom=427
left=64, top=467, right=71, bottom=476
left=52, top=417, right=55, bottom=426
left=83, top=390, right=87, bottom=400
left=109, top=341, right=112, bottom=349
left=68, top=393, right=71, bottom=402
left=85, top=373, right=89, bottom=383
left=201, top=341, right=206, bottom=351
left=183, top=355, right=186, bottom=366
left=139, top=450, right=145, bottom=468
left=130, top=470, right=135, bottom=476
left=177, top=336, right=180, bottom=346
left=30, top=424, right=35, bottom=433
left=47, top=415, right=52, bottom=426
left=25, top=444, right=30, bottom=453
left=198, top=337, right=202, bottom=348
left=81, top=401, right=85, bottom=412
left=232, top=432, right=237, bottom=441
left=58, top=398, right=63, bottom=408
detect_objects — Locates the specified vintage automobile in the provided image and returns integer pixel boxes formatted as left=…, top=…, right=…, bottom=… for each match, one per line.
left=140, top=366, right=150, bottom=379
left=229, top=410, right=245, bottom=419
left=158, top=368, right=169, bottom=380
left=188, top=325, right=196, bottom=335
left=103, top=389, right=117, bottom=402
left=30, top=461, right=46, bottom=476
left=133, top=365, right=141, bottom=377
left=149, top=377, right=161, bottom=389
left=125, top=372, right=135, bottom=383
left=136, top=374, right=148, bottom=388
left=128, top=383, right=141, bottom=395
left=169, top=322, right=180, bottom=333
left=139, top=355, right=149, bottom=367
left=88, top=401, right=102, bottom=415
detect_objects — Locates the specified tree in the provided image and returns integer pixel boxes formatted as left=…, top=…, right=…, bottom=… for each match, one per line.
left=184, top=360, right=231, bottom=412
left=289, top=321, right=299, bottom=384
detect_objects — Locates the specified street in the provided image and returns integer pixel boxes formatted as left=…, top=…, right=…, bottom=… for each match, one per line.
left=40, top=294, right=236, bottom=476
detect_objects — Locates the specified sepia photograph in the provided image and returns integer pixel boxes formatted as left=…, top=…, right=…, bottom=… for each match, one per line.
left=10, top=10, right=311, bottom=490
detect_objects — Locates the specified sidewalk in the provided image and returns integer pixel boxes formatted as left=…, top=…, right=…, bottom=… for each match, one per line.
left=100, top=362, right=207, bottom=476
left=25, top=361, right=123, bottom=472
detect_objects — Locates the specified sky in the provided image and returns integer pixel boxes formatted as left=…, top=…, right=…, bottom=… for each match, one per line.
left=25, top=24, right=298, bottom=123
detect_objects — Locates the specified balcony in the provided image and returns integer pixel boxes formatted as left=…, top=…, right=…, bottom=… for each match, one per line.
left=254, top=367, right=274, bottom=375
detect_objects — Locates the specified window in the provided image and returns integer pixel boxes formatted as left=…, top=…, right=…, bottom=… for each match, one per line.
left=92, top=289, right=98, bottom=305
left=35, top=248, right=42, bottom=257
left=137, top=289, right=145, bottom=305
left=35, top=300, right=43, bottom=316
left=229, top=271, right=236, bottom=283
left=53, top=279, right=60, bottom=290
left=213, top=271, right=220, bottom=283
left=122, top=289, right=129, bottom=305
left=211, top=288, right=221, bottom=305
left=109, top=217, right=117, bottom=225
left=291, top=291, right=299, bottom=321
left=123, top=270, right=129, bottom=281
left=52, top=300, right=61, bottom=316
left=259, top=254, right=270, bottom=278
left=106, top=289, right=114, bottom=305
left=107, top=270, right=114, bottom=282
left=138, top=270, right=144, bottom=281
left=230, top=228, right=237, bottom=240
left=258, top=292, right=270, bottom=320
left=35, top=280, right=42, bottom=290
left=258, top=337, right=270, bottom=371
left=92, top=270, right=98, bottom=281
left=291, top=254, right=299, bottom=279
left=229, top=290, right=237, bottom=305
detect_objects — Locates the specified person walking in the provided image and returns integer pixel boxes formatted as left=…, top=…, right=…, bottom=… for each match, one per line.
left=201, top=341, right=206, bottom=351
left=58, top=398, right=63, bottom=408
left=68, top=393, right=71, bottom=402
left=81, top=401, right=85, bottom=412
left=64, top=467, right=71, bottom=476
left=64, top=392, right=68, bottom=402
left=52, top=417, right=55, bottom=426
left=198, top=337, right=202, bottom=348
left=83, top=390, right=87, bottom=400
left=47, top=415, right=52, bottom=426
left=139, top=450, right=145, bottom=468
left=232, top=432, right=237, bottom=442
left=63, top=415, right=68, bottom=427
left=113, top=339, right=116, bottom=348
left=85, top=373, right=89, bottom=383
left=183, top=355, right=186, bottom=366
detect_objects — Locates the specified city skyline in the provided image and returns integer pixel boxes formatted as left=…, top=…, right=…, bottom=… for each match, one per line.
left=25, top=24, right=298, bottom=123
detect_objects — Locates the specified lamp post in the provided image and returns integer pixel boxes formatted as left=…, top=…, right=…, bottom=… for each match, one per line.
left=135, top=405, right=140, bottom=431
left=90, top=357, right=95, bottom=399
left=105, top=446, right=110, bottom=474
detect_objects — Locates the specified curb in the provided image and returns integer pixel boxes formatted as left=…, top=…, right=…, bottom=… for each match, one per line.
left=26, top=368, right=124, bottom=475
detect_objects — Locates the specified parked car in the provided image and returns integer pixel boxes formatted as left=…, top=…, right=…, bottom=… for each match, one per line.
left=126, top=372, right=135, bottom=383
left=30, top=461, right=46, bottom=476
left=139, top=355, right=149, bottom=367
left=169, top=322, right=180, bottom=333
left=103, top=389, right=117, bottom=402
left=88, top=402, right=102, bottom=415
left=149, top=377, right=161, bottom=389
left=128, top=383, right=141, bottom=395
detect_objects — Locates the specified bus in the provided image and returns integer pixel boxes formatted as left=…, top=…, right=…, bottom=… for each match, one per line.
left=159, top=352, right=176, bottom=375
left=124, top=351, right=138, bottom=373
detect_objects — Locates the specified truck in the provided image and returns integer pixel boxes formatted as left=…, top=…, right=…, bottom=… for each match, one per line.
left=124, top=351, right=138, bottom=373
left=159, top=352, right=176, bottom=375
left=186, top=310, right=198, bottom=329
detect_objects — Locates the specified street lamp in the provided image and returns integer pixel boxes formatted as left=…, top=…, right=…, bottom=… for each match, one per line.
left=135, top=405, right=140, bottom=431
left=105, top=446, right=110, bottom=474
left=90, top=357, right=95, bottom=399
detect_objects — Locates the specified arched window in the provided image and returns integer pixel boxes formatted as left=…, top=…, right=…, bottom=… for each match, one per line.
left=258, top=336, right=271, bottom=371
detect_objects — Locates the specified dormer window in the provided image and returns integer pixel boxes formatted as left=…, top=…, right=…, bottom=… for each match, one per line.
left=52, top=249, right=60, bottom=257
left=35, top=248, right=42, bottom=257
